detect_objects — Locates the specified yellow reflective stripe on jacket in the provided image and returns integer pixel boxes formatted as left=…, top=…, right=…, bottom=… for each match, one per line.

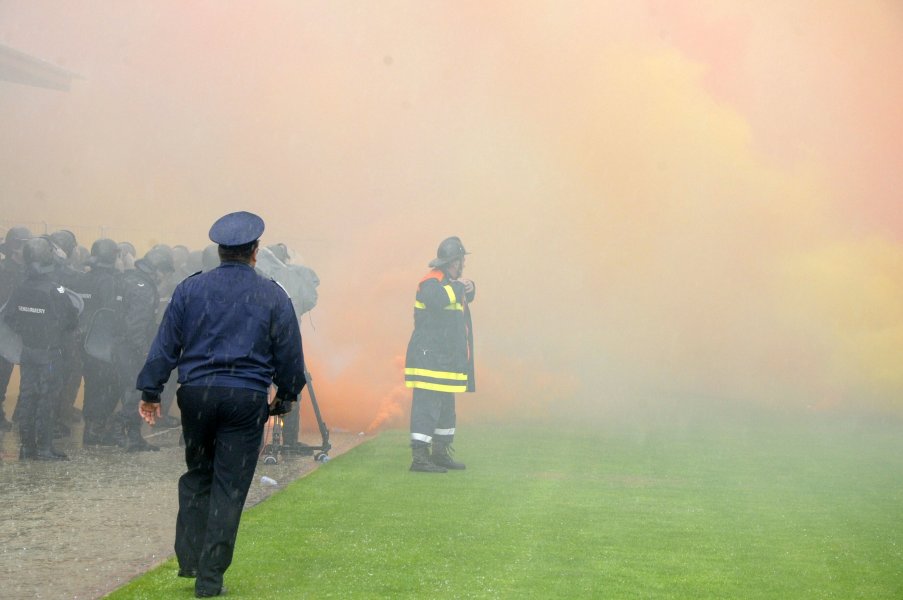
left=405, top=380, right=467, bottom=392
left=414, top=284, right=462, bottom=311
left=405, top=367, right=468, bottom=393
left=405, top=368, right=467, bottom=381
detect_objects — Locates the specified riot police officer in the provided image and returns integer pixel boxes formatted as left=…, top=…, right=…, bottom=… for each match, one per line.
left=137, top=211, right=305, bottom=598
left=0, top=226, right=31, bottom=430
left=50, top=229, right=87, bottom=433
left=111, top=246, right=174, bottom=451
left=3, top=237, right=78, bottom=460
left=80, top=238, right=122, bottom=445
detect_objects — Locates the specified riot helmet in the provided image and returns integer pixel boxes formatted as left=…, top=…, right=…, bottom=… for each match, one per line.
left=201, top=243, right=220, bottom=271
left=90, top=238, right=119, bottom=268
left=139, top=246, right=176, bottom=274
left=1, top=226, right=32, bottom=256
left=268, top=243, right=290, bottom=264
left=49, top=230, right=78, bottom=258
left=118, top=241, right=136, bottom=258
left=23, top=237, right=55, bottom=273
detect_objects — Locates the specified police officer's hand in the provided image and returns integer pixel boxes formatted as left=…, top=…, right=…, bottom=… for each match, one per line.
left=139, top=400, right=162, bottom=426
left=460, top=278, right=474, bottom=295
left=268, top=399, right=293, bottom=416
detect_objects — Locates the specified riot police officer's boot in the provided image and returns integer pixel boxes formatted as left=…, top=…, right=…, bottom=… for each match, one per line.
left=410, top=443, right=446, bottom=473
left=53, top=420, right=71, bottom=438
left=430, top=440, right=466, bottom=470
left=35, top=422, right=69, bottom=460
left=0, top=405, right=11, bottom=432
left=112, top=417, right=130, bottom=448
left=19, top=445, right=37, bottom=460
left=125, top=424, right=159, bottom=452
left=35, top=445, right=69, bottom=461
left=83, top=419, right=116, bottom=446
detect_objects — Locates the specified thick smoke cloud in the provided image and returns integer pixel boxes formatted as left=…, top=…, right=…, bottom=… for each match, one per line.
left=2, top=2, right=902, bottom=431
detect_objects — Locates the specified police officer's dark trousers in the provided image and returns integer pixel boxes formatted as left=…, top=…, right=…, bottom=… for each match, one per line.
left=410, top=387, right=456, bottom=446
left=17, top=348, right=64, bottom=453
left=0, top=356, right=14, bottom=423
left=56, top=333, right=83, bottom=422
left=175, top=385, right=269, bottom=596
left=81, top=353, right=120, bottom=426
left=114, top=348, right=148, bottom=442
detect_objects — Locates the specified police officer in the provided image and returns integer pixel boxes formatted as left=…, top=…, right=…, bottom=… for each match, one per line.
left=137, top=211, right=305, bottom=598
left=80, top=238, right=123, bottom=445
left=50, top=229, right=87, bottom=433
left=0, top=226, right=31, bottom=430
left=405, top=236, right=476, bottom=472
left=112, top=246, right=174, bottom=451
left=3, top=237, right=78, bottom=460
left=117, top=241, right=136, bottom=272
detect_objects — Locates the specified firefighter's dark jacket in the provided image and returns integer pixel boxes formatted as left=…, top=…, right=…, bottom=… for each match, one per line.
left=137, top=261, right=305, bottom=400
left=404, top=269, right=475, bottom=393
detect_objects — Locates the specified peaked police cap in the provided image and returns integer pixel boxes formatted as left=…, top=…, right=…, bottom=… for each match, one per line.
left=209, top=211, right=265, bottom=246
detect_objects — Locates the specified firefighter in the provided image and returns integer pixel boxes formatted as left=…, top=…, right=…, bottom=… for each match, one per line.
left=405, top=236, right=476, bottom=472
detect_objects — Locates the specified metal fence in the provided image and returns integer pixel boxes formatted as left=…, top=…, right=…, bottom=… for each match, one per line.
left=0, top=219, right=205, bottom=253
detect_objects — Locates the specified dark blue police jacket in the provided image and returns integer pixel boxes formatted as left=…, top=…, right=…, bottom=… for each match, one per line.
left=136, top=261, right=305, bottom=399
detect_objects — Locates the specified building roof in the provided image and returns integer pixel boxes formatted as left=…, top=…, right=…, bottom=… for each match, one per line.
left=0, top=43, right=80, bottom=91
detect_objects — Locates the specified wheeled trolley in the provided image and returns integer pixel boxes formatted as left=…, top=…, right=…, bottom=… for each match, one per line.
left=261, top=362, right=331, bottom=465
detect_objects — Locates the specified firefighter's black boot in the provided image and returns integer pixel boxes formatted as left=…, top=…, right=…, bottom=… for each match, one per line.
left=410, top=443, right=446, bottom=473
left=431, top=440, right=466, bottom=470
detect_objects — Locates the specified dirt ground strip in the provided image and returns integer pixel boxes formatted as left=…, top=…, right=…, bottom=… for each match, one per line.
left=0, top=422, right=366, bottom=600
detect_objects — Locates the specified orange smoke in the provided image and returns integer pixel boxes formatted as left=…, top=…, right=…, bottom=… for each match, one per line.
left=3, top=1, right=903, bottom=430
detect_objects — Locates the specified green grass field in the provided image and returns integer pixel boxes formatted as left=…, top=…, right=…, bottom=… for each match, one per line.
left=107, top=413, right=903, bottom=599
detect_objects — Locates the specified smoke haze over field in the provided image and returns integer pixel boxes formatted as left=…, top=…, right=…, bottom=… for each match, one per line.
left=3, top=2, right=903, bottom=431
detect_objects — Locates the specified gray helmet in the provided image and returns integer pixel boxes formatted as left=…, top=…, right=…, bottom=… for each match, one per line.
left=268, top=243, right=290, bottom=264
left=1, top=226, right=32, bottom=254
left=118, top=241, right=136, bottom=257
left=139, top=246, right=175, bottom=274
left=49, top=230, right=78, bottom=258
left=428, top=236, right=469, bottom=268
left=172, top=245, right=190, bottom=267
left=201, top=244, right=220, bottom=271
left=23, top=237, right=55, bottom=269
left=90, top=238, right=119, bottom=267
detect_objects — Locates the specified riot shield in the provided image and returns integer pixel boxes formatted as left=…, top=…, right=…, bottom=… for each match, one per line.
left=84, top=307, right=115, bottom=363
left=0, top=308, right=22, bottom=364
left=255, top=247, right=319, bottom=316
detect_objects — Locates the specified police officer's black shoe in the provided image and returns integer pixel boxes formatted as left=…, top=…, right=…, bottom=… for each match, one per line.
left=19, top=446, right=37, bottom=460
left=35, top=447, right=69, bottom=461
